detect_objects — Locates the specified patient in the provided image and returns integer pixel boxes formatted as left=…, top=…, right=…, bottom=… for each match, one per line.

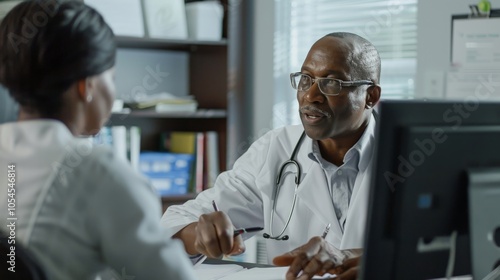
left=0, top=1, right=196, bottom=279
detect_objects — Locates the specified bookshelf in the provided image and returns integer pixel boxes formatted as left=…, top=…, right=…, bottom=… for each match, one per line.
left=160, top=193, right=197, bottom=213
left=107, top=110, right=227, bottom=173
left=109, top=0, right=232, bottom=210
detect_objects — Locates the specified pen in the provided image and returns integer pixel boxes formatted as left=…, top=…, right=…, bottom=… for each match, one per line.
left=233, top=227, right=264, bottom=237
left=321, top=223, right=331, bottom=239
left=212, top=200, right=219, bottom=212
left=212, top=200, right=264, bottom=237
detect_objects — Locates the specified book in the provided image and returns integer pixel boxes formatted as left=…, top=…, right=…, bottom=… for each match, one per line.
left=194, top=132, right=206, bottom=193
left=128, top=126, right=141, bottom=171
left=125, top=92, right=197, bottom=111
left=205, top=131, right=220, bottom=189
left=111, top=126, right=127, bottom=161
left=139, top=152, right=195, bottom=196
left=93, top=126, right=141, bottom=171
left=159, top=130, right=220, bottom=193
left=155, top=101, right=197, bottom=113
left=170, top=132, right=197, bottom=154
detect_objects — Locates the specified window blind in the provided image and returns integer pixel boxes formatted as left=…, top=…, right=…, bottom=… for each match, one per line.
left=273, top=0, right=417, bottom=128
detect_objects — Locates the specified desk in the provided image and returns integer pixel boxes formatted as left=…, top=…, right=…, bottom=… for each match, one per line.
left=196, top=259, right=336, bottom=280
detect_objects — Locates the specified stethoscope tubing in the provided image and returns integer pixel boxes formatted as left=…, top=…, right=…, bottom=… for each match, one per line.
left=264, top=131, right=306, bottom=240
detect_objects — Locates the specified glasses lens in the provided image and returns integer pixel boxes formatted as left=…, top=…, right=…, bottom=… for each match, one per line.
left=318, top=79, right=341, bottom=95
left=296, top=74, right=311, bottom=91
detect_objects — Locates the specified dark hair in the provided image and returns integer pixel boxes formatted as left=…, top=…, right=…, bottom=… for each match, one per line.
left=325, top=32, right=381, bottom=84
left=0, top=0, right=116, bottom=117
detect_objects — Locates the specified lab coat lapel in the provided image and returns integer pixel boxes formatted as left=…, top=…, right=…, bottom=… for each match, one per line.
left=296, top=159, right=342, bottom=245
left=341, top=155, right=374, bottom=249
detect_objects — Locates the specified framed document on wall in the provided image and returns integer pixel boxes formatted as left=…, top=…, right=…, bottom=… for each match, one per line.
left=451, top=11, right=500, bottom=71
left=447, top=10, right=500, bottom=100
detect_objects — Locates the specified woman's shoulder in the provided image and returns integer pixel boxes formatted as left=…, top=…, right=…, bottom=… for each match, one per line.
left=62, top=138, right=143, bottom=183
left=59, top=140, right=154, bottom=197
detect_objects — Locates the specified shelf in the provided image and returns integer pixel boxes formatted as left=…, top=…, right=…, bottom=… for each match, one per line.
left=161, top=193, right=197, bottom=202
left=111, top=109, right=227, bottom=119
left=115, top=36, right=227, bottom=51
left=161, top=193, right=198, bottom=211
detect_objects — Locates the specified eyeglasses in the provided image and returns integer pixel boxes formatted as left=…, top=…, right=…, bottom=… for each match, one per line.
left=290, top=72, right=373, bottom=96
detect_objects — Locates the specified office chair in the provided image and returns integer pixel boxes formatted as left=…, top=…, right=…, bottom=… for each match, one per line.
left=0, top=231, right=48, bottom=280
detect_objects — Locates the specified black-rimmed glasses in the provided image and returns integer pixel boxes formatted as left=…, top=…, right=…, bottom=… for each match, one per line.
left=290, top=72, right=373, bottom=96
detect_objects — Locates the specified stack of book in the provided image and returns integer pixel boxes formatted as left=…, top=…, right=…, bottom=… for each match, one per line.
left=161, top=131, right=220, bottom=193
left=125, top=92, right=198, bottom=113
left=93, top=126, right=141, bottom=171
left=139, top=152, right=195, bottom=196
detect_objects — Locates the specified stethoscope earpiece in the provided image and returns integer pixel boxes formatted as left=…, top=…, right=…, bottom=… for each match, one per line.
left=263, top=233, right=270, bottom=239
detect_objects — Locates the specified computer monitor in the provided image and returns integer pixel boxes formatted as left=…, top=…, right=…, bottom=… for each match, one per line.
left=361, top=100, right=500, bottom=280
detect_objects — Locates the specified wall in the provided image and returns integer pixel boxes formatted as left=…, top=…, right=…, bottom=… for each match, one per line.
left=251, top=0, right=274, bottom=138
left=115, top=49, right=189, bottom=101
left=227, top=0, right=274, bottom=165
left=416, top=0, right=492, bottom=98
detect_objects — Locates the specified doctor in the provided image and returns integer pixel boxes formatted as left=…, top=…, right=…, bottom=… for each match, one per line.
left=161, top=32, right=381, bottom=268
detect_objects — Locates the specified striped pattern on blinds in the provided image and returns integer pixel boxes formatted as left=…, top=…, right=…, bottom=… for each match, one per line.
left=273, top=0, right=418, bottom=128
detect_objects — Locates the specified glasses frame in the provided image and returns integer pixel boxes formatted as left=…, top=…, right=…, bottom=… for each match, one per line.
left=290, top=72, right=374, bottom=96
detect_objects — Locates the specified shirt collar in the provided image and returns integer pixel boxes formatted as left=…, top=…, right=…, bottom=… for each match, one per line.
left=1, top=120, right=75, bottom=154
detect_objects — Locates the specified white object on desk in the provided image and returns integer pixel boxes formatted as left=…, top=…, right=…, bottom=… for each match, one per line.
left=213, top=266, right=335, bottom=280
left=195, top=264, right=246, bottom=280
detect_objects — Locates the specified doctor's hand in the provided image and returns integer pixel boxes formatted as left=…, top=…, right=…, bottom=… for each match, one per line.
left=174, top=211, right=246, bottom=259
left=328, top=256, right=361, bottom=280
left=272, top=236, right=362, bottom=280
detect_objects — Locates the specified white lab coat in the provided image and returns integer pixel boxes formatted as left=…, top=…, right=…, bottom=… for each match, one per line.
left=162, top=116, right=376, bottom=263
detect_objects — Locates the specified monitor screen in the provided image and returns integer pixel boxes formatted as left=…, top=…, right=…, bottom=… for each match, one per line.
left=361, top=100, right=500, bottom=280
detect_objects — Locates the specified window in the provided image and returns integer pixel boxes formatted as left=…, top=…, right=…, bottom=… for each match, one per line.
left=273, top=0, right=418, bottom=128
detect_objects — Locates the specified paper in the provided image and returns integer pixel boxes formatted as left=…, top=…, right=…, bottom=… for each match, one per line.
left=195, top=264, right=246, bottom=280
left=451, top=18, right=500, bottom=71
left=217, top=266, right=336, bottom=280
left=445, top=72, right=500, bottom=100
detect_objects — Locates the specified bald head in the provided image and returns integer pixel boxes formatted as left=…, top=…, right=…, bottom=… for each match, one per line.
left=323, top=32, right=381, bottom=84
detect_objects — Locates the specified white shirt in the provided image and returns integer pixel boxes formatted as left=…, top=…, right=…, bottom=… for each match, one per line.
left=162, top=115, right=377, bottom=263
left=0, top=120, right=197, bottom=280
left=309, top=119, right=374, bottom=231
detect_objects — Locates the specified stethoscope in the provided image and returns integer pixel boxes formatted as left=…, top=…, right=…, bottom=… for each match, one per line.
left=263, top=131, right=306, bottom=241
